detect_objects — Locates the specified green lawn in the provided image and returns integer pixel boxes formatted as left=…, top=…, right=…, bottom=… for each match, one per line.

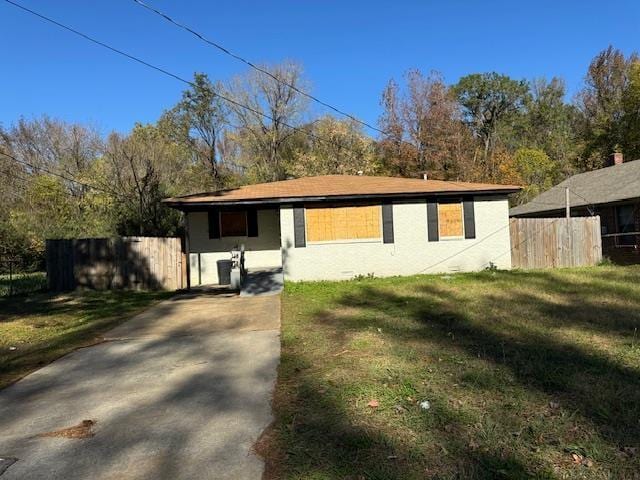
left=0, top=290, right=172, bottom=389
left=265, top=266, right=640, bottom=479
left=0, top=271, right=46, bottom=297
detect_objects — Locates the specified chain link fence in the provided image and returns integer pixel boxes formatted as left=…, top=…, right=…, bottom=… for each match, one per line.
left=0, top=257, right=47, bottom=297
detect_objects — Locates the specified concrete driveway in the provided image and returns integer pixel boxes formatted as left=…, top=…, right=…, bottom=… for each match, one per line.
left=0, top=292, right=280, bottom=480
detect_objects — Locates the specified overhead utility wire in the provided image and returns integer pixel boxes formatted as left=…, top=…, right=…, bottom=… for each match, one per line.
left=417, top=183, right=599, bottom=273
left=482, top=217, right=565, bottom=267
left=0, top=150, right=120, bottom=197
left=481, top=181, right=604, bottom=267
left=129, top=0, right=523, bottom=193
left=6, top=0, right=500, bottom=193
left=6, top=0, right=588, bottom=272
left=131, top=0, right=389, bottom=137
left=3, top=0, right=369, bottom=159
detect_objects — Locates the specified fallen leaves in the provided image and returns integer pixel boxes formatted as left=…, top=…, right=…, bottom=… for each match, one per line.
left=38, top=419, right=96, bottom=439
left=570, top=453, right=593, bottom=467
left=620, top=446, right=637, bottom=458
left=393, top=404, right=407, bottom=414
left=367, top=399, right=379, bottom=408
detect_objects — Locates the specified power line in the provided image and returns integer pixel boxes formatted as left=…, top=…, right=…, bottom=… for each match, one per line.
left=6, top=0, right=504, bottom=191
left=416, top=221, right=512, bottom=274
left=3, top=0, right=522, bottom=210
left=131, top=0, right=451, bottom=160
left=482, top=217, right=565, bottom=267
left=3, top=0, right=370, bottom=160
left=484, top=183, right=603, bottom=268
left=0, top=150, right=119, bottom=197
left=567, top=187, right=596, bottom=215
left=133, top=0, right=518, bottom=190
left=130, top=0, right=388, bottom=137
left=416, top=183, right=603, bottom=275
left=4, top=170, right=94, bottom=201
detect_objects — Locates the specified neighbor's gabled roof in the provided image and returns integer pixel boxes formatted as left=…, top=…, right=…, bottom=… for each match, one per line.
left=163, top=175, right=520, bottom=207
left=510, top=159, right=640, bottom=217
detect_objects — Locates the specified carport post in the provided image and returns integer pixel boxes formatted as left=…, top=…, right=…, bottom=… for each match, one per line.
left=184, top=211, right=191, bottom=290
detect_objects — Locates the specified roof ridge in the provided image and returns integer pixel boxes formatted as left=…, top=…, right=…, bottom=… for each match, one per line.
left=510, top=159, right=640, bottom=216
left=163, top=174, right=520, bottom=205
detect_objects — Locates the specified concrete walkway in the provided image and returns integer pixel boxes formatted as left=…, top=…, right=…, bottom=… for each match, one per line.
left=0, top=292, right=280, bottom=480
left=240, top=268, right=284, bottom=297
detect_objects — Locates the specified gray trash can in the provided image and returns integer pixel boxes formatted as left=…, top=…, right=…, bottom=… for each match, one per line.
left=217, top=259, right=233, bottom=285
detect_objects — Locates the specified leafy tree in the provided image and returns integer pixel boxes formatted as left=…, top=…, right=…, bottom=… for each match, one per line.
left=500, top=148, right=558, bottom=203
left=288, top=116, right=380, bottom=176
left=378, top=70, right=473, bottom=180
left=159, top=73, right=229, bottom=189
left=518, top=77, right=579, bottom=177
left=104, top=125, right=184, bottom=236
left=576, top=46, right=639, bottom=169
left=453, top=73, right=529, bottom=179
left=4, top=175, right=112, bottom=265
left=621, top=60, right=640, bottom=160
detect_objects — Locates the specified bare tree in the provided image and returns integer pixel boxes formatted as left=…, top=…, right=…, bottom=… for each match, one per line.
left=379, top=70, right=473, bottom=179
left=1, top=116, right=103, bottom=195
left=226, top=61, right=309, bottom=181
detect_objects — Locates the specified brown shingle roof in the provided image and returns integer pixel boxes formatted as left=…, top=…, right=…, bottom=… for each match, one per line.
left=164, top=175, right=520, bottom=207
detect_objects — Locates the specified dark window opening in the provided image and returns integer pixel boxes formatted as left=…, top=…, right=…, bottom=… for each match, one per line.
left=616, top=205, right=636, bottom=246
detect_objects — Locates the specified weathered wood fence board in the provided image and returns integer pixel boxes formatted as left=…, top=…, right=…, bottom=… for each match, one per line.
left=510, top=217, right=602, bottom=269
left=46, top=237, right=184, bottom=292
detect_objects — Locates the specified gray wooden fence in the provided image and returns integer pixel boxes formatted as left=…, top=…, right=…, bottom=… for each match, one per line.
left=509, top=217, right=602, bottom=269
left=46, top=237, right=185, bottom=292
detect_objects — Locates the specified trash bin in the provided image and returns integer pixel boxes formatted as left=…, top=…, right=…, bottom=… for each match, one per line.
left=217, top=259, right=233, bottom=285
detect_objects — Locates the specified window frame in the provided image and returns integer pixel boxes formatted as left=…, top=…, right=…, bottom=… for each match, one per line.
left=615, top=204, right=636, bottom=247
left=437, top=198, right=465, bottom=240
left=219, top=210, right=248, bottom=238
left=304, top=203, right=383, bottom=244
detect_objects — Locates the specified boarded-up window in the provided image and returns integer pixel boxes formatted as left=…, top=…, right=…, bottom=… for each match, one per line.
left=306, top=205, right=381, bottom=242
left=220, top=211, right=247, bottom=237
left=438, top=202, right=464, bottom=238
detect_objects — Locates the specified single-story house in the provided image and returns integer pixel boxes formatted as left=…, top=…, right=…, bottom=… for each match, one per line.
left=510, top=154, right=640, bottom=264
left=163, top=175, right=520, bottom=285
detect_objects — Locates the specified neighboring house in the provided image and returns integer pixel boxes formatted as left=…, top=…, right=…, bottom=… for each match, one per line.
left=510, top=154, right=640, bottom=264
left=163, top=175, right=520, bottom=284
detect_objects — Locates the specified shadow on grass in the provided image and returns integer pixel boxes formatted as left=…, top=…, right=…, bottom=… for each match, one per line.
left=0, top=290, right=172, bottom=388
left=268, top=267, right=640, bottom=479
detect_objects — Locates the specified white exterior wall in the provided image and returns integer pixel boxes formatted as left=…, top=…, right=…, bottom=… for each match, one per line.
left=279, top=196, right=512, bottom=281
left=187, top=209, right=282, bottom=285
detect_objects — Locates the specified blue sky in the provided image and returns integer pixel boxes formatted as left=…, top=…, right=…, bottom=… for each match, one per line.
left=2, top=0, right=639, bottom=136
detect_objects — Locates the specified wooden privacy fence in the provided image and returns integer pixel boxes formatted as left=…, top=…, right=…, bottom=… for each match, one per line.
left=46, top=237, right=185, bottom=292
left=510, top=217, right=602, bottom=269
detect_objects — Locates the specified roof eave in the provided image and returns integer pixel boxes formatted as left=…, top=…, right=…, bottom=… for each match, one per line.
left=163, top=188, right=521, bottom=209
